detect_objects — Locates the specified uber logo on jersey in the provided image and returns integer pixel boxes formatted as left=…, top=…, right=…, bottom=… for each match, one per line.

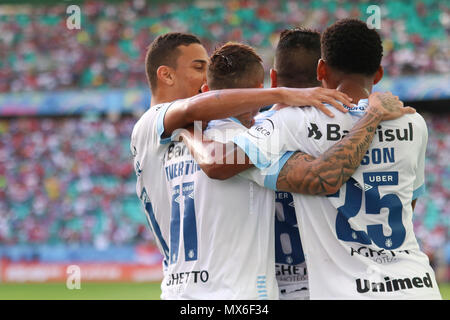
left=248, top=119, right=275, bottom=139
left=307, top=123, right=322, bottom=140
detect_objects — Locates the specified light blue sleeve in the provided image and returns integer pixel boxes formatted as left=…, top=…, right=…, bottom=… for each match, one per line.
left=232, top=108, right=299, bottom=169
left=238, top=151, right=295, bottom=190
left=156, top=102, right=175, bottom=144
left=412, top=184, right=426, bottom=200
left=262, top=151, right=295, bottom=190
left=233, top=134, right=273, bottom=169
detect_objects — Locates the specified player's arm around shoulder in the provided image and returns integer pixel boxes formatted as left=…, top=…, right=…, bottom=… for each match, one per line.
left=175, top=108, right=291, bottom=180
left=175, top=124, right=254, bottom=180
left=175, top=88, right=353, bottom=180
left=163, top=87, right=353, bottom=142
left=275, top=92, right=416, bottom=195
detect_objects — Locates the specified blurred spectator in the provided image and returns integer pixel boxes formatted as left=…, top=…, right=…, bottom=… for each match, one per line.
left=0, top=0, right=448, bottom=93
left=414, top=113, right=450, bottom=272
left=0, top=115, right=153, bottom=247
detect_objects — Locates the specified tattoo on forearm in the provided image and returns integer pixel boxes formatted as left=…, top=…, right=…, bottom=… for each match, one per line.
left=378, top=95, right=399, bottom=112
left=277, top=111, right=382, bottom=195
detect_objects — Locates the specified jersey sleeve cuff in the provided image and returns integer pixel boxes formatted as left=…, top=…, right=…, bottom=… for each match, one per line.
left=233, top=135, right=272, bottom=169
left=263, top=151, right=295, bottom=191
left=412, top=183, right=426, bottom=200
left=156, top=102, right=174, bottom=145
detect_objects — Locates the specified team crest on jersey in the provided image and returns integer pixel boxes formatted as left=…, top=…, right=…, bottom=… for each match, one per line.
left=248, top=119, right=275, bottom=139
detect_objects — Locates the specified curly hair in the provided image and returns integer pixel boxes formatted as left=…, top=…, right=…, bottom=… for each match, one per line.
left=207, top=42, right=264, bottom=90
left=321, top=19, right=383, bottom=75
left=274, top=27, right=321, bottom=88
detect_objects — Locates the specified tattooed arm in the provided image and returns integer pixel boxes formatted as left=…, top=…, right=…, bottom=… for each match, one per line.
left=276, top=108, right=381, bottom=195
left=179, top=92, right=414, bottom=185
left=276, top=92, right=416, bottom=195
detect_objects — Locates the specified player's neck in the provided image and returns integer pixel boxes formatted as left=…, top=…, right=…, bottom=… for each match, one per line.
left=150, top=88, right=181, bottom=107
left=334, top=77, right=373, bottom=104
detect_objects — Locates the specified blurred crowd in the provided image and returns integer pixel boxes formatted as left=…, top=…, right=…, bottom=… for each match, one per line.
left=0, top=116, right=153, bottom=248
left=0, top=0, right=449, bottom=93
left=414, top=113, right=450, bottom=272
left=0, top=114, right=448, bottom=259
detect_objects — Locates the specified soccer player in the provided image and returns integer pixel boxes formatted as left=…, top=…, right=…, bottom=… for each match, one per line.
left=131, top=32, right=354, bottom=299
left=270, top=28, right=323, bottom=300
left=230, top=19, right=442, bottom=299
left=164, top=42, right=285, bottom=299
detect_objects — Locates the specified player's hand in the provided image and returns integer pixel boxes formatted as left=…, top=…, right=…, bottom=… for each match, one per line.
left=368, top=91, right=416, bottom=121
left=278, top=87, right=353, bottom=117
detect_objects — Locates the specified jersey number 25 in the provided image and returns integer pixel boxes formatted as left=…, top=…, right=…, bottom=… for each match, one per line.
left=332, top=172, right=406, bottom=250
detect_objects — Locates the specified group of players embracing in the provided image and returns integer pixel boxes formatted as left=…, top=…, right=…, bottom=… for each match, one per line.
left=130, top=18, right=442, bottom=300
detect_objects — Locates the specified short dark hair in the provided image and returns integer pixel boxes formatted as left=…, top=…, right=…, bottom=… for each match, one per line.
left=321, top=19, right=383, bottom=75
left=274, top=27, right=321, bottom=88
left=145, top=32, right=201, bottom=92
left=207, top=42, right=264, bottom=90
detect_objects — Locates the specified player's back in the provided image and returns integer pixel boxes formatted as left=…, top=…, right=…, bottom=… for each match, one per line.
left=160, top=118, right=278, bottom=299
left=131, top=103, right=175, bottom=286
left=274, top=191, right=309, bottom=300
left=277, top=100, right=441, bottom=299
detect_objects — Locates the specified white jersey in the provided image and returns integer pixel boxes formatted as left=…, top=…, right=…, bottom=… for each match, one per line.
left=254, top=110, right=309, bottom=299
left=275, top=191, right=309, bottom=300
left=132, top=107, right=278, bottom=299
left=210, top=116, right=309, bottom=300
left=131, top=102, right=175, bottom=297
left=233, top=100, right=442, bottom=299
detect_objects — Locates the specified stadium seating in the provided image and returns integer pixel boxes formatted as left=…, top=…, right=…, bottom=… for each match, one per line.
left=0, top=116, right=153, bottom=247
left=414, top=113, right=450, bottom=267
left=0, top=0, right=448, bottom=92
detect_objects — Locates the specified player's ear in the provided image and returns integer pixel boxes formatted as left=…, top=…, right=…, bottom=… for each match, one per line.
left=373, top=66, right=384, bottom=85
left=317, top=59, right=326, bottom=81
left=157, top=65, right=175, bottom=86
left=270, top=68, right=277, bottom=88
left=201, top=83, right=209, bottom=93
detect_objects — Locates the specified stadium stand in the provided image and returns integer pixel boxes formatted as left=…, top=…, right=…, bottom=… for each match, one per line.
left=0, top=0, right=448, bottom=92
left=0, top=116, right=149, bottom=246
